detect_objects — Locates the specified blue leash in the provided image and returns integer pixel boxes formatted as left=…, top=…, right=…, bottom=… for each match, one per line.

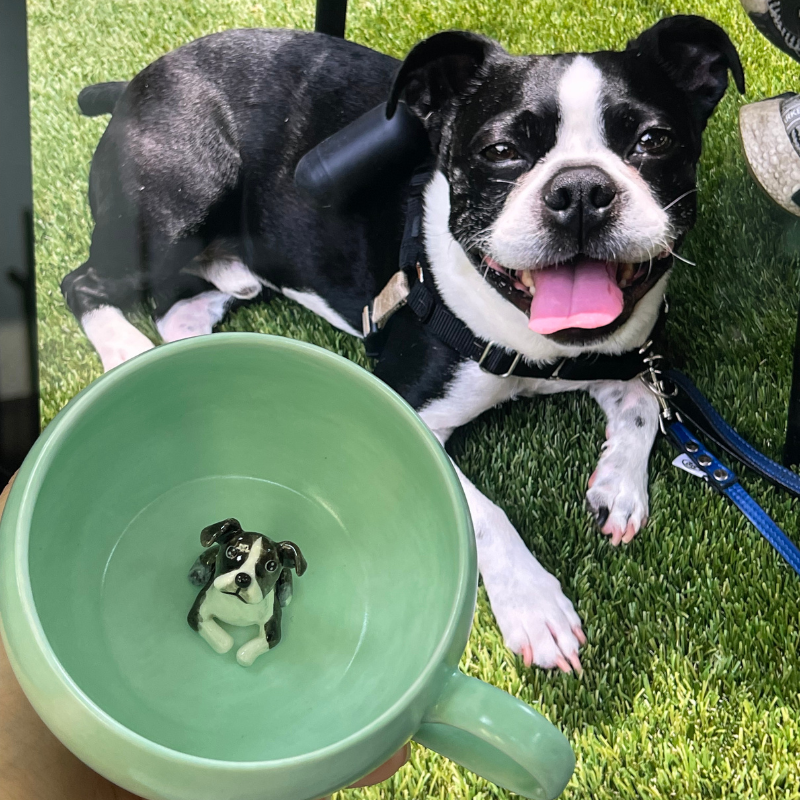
left=641, top=358, right=800, bottom=576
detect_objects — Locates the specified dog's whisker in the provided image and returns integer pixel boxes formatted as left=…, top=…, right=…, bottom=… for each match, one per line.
left=661, top=188, right=697, bottom=212
left=666, top=246, right=696, bottom=266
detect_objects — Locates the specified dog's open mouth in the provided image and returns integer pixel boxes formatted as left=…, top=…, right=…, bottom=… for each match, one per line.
left=477, top=253, right=673, bottom=338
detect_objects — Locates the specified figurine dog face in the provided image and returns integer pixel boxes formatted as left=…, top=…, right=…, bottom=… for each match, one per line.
left=200, top=518, right=307, bottom=605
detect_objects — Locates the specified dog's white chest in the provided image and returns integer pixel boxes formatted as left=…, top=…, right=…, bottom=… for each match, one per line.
left=202, top=587, right=274, bottom=627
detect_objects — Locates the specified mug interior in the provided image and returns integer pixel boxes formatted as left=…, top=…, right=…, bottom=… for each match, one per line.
left=25, top=336, right=469, bottom=761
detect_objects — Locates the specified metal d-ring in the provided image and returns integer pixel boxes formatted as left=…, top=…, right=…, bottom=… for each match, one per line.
left=478, top=341, right=522, bottom=378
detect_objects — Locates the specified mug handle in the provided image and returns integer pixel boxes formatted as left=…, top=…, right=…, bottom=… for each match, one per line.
left=413, top=668, right=575, bottom=800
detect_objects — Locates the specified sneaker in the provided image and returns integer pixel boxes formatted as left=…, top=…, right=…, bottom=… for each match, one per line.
left=739, top=93, right=800, bottom=215
left=741, top=0, right=800, bottom=62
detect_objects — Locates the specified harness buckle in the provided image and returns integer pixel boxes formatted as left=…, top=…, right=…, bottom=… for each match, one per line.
left=478, top=341, right=522, bottom=378
left=361, top=304, right=376, bottom=338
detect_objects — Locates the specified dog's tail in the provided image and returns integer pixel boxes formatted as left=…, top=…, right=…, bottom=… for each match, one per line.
left=77, top=81, right=129, bottom=117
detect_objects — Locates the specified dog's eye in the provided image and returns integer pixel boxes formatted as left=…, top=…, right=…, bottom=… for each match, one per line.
left=225, top=545, right=245, bottom=560
left=634, top=129, right=673, bottom=155
left=266, top=560, right=278, bottom=572
left=482, top=143, right=522, bottom=163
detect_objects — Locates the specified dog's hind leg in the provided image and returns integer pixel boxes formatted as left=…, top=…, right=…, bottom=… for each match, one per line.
left=276, top=568, right=293, bottom=607
left=188, top=546, right=218, bottom=587
left=79, top=306, right=155, bottom=371
left=67, top=76, right=243, bottom=367
left=585, top=378, right=660, bottom=545
left=62, top=259, right=155, bottom=372
left=154, top=244, right=265, bottom=343
left=156, top=291, right=233, bottom=342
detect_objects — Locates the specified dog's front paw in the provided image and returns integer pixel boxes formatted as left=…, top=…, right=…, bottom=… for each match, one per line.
left=199, top=624, right=234, bottom=655
left=484, top=554, right=585, bottom=673
left=586, top=450, right=648, bottom=546
left=237, top=638, right=270, bottom=667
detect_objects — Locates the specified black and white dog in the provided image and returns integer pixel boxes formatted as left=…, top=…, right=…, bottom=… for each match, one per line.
left=187, top=518, right=307, bottom=667
left=63, top=16, right=743, bottom=672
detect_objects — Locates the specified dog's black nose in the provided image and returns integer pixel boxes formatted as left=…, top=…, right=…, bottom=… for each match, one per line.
left=235, top=572, right=251, bottom=588
left=542, top=167, right=617, bottom=243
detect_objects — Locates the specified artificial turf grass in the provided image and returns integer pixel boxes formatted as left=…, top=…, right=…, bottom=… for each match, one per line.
left=26, top=0, right=800, bottom=797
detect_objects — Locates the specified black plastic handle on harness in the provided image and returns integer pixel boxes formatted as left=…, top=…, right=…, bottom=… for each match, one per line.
left=294, top=101, right=431, bottom=208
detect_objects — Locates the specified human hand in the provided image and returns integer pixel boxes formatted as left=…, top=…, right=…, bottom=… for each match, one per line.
left=0, top=475, right=408, bottom=800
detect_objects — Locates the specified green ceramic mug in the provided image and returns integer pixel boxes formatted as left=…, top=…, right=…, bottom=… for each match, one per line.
left=0, top=334, right=574, bottom=800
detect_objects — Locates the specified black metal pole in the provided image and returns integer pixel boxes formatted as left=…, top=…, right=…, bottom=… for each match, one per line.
left=784, top=298, right=800, bottom=466
left=314, top=0, right=348, bottom=37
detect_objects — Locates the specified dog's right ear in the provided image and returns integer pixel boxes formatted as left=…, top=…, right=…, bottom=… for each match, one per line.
left=626, top=15, right=745, bottom=128
left=200, top=518, right=242, bottom=548
left=387, top=30, right=496, bottom=142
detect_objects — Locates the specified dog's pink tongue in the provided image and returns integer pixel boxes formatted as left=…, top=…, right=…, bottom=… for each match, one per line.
left=529, top=259, right=623, bottom=334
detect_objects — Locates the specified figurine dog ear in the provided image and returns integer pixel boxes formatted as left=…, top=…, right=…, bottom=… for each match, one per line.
left=200, top=518, right=242, bottom=548
left=278, top=541, right=308, bottom=576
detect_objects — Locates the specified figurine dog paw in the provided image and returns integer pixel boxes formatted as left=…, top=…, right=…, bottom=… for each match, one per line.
left=187, top=518, right=307, bottom=666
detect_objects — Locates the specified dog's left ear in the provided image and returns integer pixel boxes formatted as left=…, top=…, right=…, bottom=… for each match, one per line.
left=627, top=15, right=745, bottom=126
left=386, top=30, right=498, bottom=146
left=278, top=541, right=308, bottom=576
left=200, top=518, right=242, bottom=548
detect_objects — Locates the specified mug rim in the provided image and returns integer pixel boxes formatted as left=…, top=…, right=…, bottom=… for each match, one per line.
left=4, top=333, right=476, bottom=770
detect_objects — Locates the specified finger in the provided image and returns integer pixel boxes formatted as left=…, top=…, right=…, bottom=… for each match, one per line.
left=0, top=472, right=18, bottom=520
left=348, top=744, right=410, bottom=788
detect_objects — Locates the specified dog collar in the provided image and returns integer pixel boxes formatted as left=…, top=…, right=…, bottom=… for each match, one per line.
left=362, top=164, right=663, bottom=382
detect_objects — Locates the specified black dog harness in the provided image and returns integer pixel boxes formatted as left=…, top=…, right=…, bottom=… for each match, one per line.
left=362, top=165, right=658, bottom=381
left=362, top=166, right=800, bottom=577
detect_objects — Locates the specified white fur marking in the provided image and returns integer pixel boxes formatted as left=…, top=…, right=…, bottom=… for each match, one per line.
left=156, top=291, right=232, bottom=343
left=213, top=539, right=264, bottom=605
left=80, top=306, right=155, bottom=372
left=282, top=288, right=362, bottom=337
left=490, top=57, right=671, bottom=270
left=419, top=360, right=522, bottom=434
left=198, top=259, right=262, bottom=299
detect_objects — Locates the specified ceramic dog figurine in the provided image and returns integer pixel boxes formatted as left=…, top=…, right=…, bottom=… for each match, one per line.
left=187, top=518, right=307, bottom=666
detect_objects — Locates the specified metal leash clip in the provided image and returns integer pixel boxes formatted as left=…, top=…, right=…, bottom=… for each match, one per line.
left=638, top=341, right=679, bottom=435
